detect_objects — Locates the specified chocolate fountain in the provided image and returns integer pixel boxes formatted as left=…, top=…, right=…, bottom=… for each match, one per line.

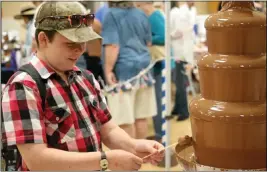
left=175, top=1, right=266, bottom=171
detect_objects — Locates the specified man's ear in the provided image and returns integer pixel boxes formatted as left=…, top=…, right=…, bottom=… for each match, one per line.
left=38, top=31, right=48, bottom=48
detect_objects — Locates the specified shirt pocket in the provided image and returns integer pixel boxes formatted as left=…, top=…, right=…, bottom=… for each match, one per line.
left=85, top=95, right=102, bottom=131
left=45, top=104, right=76, bottom=145
left=47, top=104, right=72, bottom=123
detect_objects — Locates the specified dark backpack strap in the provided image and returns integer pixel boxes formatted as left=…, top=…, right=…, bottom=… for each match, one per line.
left=19, top=64, right=47, bottom=110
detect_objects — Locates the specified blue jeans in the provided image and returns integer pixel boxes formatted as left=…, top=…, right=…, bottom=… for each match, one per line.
left=152, top=62, right=163, bottom=141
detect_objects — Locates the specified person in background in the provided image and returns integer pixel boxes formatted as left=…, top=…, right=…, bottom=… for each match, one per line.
left=95, top=3, right=109, bottom=24
left=102, top=1, right=157, bottom=139
left=75, top=2, right=95, bottom=70
left=173, top=1, right=196, bottom=66
left=170, top=1, right=197, bottom=121
left=14, top=5, right=36, bottom=67
left=153, top=1, right=165, bottom=16
left=2, top=2, right=164, bottom=171
left=1, top=33, right=20, bottom=83
left=76, top=2, right=108, bottom=84
left=217, top=1, right=222, bottom=11
left=135, top=1, right=165, bottom=143
left=83, top=2, right=109, bottom=83
left=254, top=1, right=266, bottom=13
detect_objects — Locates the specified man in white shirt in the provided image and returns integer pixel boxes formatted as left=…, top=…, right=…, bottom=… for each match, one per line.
left=170, top=1, right=196, bottom=65
left=170, top=1, right=197, bottom=121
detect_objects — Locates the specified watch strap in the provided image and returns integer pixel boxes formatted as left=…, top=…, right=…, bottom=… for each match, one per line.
left=100, top=151, right=108, bottom=171
left=101, top=151, right=106, bottom=160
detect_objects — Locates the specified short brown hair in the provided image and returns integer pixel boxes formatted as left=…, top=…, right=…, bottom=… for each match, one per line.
left=35, top=29, right=57, bottom=47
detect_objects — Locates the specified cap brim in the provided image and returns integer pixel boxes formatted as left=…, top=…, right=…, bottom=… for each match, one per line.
left=14, top=9, right=36, bottom=20
left=14, top=14, right=35, bottom=20
left=14, top=14, right=23, bottom=19
left=23, top=9, right=36, bottom=15
left=57, top=27, right=102, bottom=43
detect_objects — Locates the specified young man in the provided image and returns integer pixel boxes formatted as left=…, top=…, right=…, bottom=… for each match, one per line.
left=1, top=2, right=164, bottom=171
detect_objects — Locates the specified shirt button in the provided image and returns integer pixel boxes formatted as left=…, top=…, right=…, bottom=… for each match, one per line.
left=56, top=117, right=59, bottom=121
left=93, top=101, right=97, bottom=107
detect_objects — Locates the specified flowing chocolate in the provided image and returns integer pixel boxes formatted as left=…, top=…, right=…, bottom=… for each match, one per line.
left=189, top=1, right=266, bottom=169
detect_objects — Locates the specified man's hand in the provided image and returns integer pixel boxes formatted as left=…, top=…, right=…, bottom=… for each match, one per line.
left=106, top=149, right=143, bottom=171
left=105, top=71, right=117, bottom=85
left=133, top=140, right=165, bottom=165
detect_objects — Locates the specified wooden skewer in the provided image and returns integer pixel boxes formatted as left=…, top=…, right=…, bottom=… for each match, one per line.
left=142, top=142, right=178, bottom=160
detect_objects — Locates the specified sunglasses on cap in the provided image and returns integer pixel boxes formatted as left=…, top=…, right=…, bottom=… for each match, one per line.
left=37, top=14, right=95, bottom=28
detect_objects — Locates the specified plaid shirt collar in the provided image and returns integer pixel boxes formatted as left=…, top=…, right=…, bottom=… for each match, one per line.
left=30, top=55, right=82, bottom=79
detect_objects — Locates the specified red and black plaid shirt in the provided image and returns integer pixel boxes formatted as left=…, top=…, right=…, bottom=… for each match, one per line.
left=1, top=56, right=112, bottom=170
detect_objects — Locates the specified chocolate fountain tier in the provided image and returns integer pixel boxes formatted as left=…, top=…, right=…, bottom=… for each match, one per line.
left=188, top=1, right=266, bottom=170
left=174, top=137, right=266, bottom=171
left=205, top=2, right=266, bottom=55
left=198, top=53, right=266, bottom=102
left=189, top=96, right=266, bottom=169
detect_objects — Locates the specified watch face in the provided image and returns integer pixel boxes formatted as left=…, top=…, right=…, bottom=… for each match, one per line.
left=100, top=159, right=108, bottom=169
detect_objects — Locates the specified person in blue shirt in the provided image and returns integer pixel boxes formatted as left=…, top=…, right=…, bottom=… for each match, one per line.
left=148, top=11, right=165, bottom=45
left=136, top=1, right=165, bottom=45
left=102, top=1, right=157, bottom=139
left=136, top=2, right=165, bottom=143
left=95, top=3, right=109, bottom=24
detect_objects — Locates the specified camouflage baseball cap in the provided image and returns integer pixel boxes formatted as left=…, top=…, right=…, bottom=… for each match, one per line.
left=35, top=1, right=101, bottom=43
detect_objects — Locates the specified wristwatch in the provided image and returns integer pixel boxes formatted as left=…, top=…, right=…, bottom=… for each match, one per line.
left=100, top=151, right=108, bottom=171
